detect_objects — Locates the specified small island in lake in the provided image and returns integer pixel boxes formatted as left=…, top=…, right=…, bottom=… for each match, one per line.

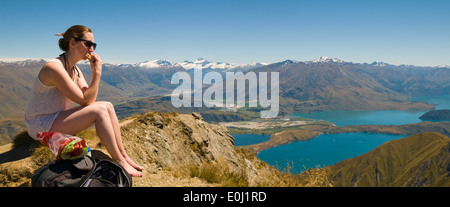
left=419, top=109, right=450, bottom=121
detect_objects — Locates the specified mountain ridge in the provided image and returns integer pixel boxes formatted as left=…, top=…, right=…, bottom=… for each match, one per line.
left=0, top=57, right=448, bottom=143
left=252, top=60, right=441, bottom=114
left=115, top=57, right=269, bottom=71
left=2, top=57, right=446, bottom=118
left=3, top=56, right=450, bottom=68
left=324, top=132, right=450, bottom=187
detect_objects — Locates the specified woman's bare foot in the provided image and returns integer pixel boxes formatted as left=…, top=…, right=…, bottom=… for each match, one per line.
left=123, top=155, right=144, bottom=171
left=116, top=159, right=143, bottom=177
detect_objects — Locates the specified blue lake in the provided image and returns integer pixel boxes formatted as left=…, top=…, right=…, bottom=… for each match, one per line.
left=291, top=110, right=426, bottom=126
left=291, top=95, right=450, bottom=126
left=410, top=95, right=450, bottom=110
left=234, top=95, right=449, bottom=173
left=257, top=133, right=407, bottom=174
left=233, top=134, right=270, bottom=146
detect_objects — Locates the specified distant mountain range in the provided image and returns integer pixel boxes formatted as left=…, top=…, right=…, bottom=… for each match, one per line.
left=1, top=57, right=449, bottom=115
left=125, top=56, right=450, bottom=70
left=0, top=56, right=449, bottom=142
left=251, top=59, right=449, bottom=114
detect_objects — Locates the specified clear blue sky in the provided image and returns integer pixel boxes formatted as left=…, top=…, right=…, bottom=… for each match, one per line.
left=1, top=0, right=449, bottom=66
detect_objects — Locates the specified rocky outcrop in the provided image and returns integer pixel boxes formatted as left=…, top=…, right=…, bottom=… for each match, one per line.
left=121, top=112, right=237, bottom=171
left=0, top=112, right=292, bottom=187
left=120, top=112, right=290, bottom=186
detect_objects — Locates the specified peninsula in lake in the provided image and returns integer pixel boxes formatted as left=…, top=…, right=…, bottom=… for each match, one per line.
left=420, top=109, right=450, bottom=121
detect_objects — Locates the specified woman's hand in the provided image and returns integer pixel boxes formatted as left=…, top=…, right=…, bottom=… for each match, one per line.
left=89, top=53, right=102, bottom=76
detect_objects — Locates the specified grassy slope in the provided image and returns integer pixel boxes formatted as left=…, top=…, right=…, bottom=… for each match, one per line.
left=325, top=132, right=450, bottom=187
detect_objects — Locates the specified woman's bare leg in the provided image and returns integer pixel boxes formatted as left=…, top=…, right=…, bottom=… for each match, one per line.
left=50, top=104, right=143, bottom=177
left=94, top=102, right=143, bottom=170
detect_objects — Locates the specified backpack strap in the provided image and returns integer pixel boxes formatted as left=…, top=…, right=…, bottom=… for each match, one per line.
left=80, top=159, right=132, bottom=187
left=77, top=156, right=98, bottom=187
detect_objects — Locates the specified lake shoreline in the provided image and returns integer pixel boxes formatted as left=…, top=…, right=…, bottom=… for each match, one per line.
left=237, top=121, right=450, bottom=153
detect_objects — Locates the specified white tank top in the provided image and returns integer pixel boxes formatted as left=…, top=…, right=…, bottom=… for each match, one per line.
left=25, top=59, right=79, bottom=139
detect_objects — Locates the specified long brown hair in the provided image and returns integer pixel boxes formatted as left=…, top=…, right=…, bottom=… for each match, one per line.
left=56, top=25, right=92, bottom=51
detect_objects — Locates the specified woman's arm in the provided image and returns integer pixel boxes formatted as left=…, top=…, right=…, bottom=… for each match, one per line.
left=40, top=54, right=102, bottom=105
left=76, top=66, right=90, bottom=94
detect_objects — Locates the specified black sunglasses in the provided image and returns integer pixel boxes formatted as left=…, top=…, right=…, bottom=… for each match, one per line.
left=74, top=38, right=97, bottom=50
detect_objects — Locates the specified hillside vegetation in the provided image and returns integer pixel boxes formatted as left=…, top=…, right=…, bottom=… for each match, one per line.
left=324, top=132, right=450, bottom=187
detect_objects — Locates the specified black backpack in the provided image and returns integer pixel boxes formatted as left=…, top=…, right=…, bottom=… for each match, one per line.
left=31, top=156, right=132, bottom=187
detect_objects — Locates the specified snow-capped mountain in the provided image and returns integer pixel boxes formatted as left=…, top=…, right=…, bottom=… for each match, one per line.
left=136, top=59, right=173, bottom=68
left=135, top=57, right=268, bottom=70
left=178, top=58, right=236, bottom=70
left=437, top=65, right=450, bottom=69
left=178, top=57, right=269, bottom=70
left=370, top=61, right=389, bottom=67
left=312, top=56, right=345, bottom=63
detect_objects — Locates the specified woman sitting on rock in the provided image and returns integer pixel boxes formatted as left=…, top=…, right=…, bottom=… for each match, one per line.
left=25, top=25, right=143, bottom=177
